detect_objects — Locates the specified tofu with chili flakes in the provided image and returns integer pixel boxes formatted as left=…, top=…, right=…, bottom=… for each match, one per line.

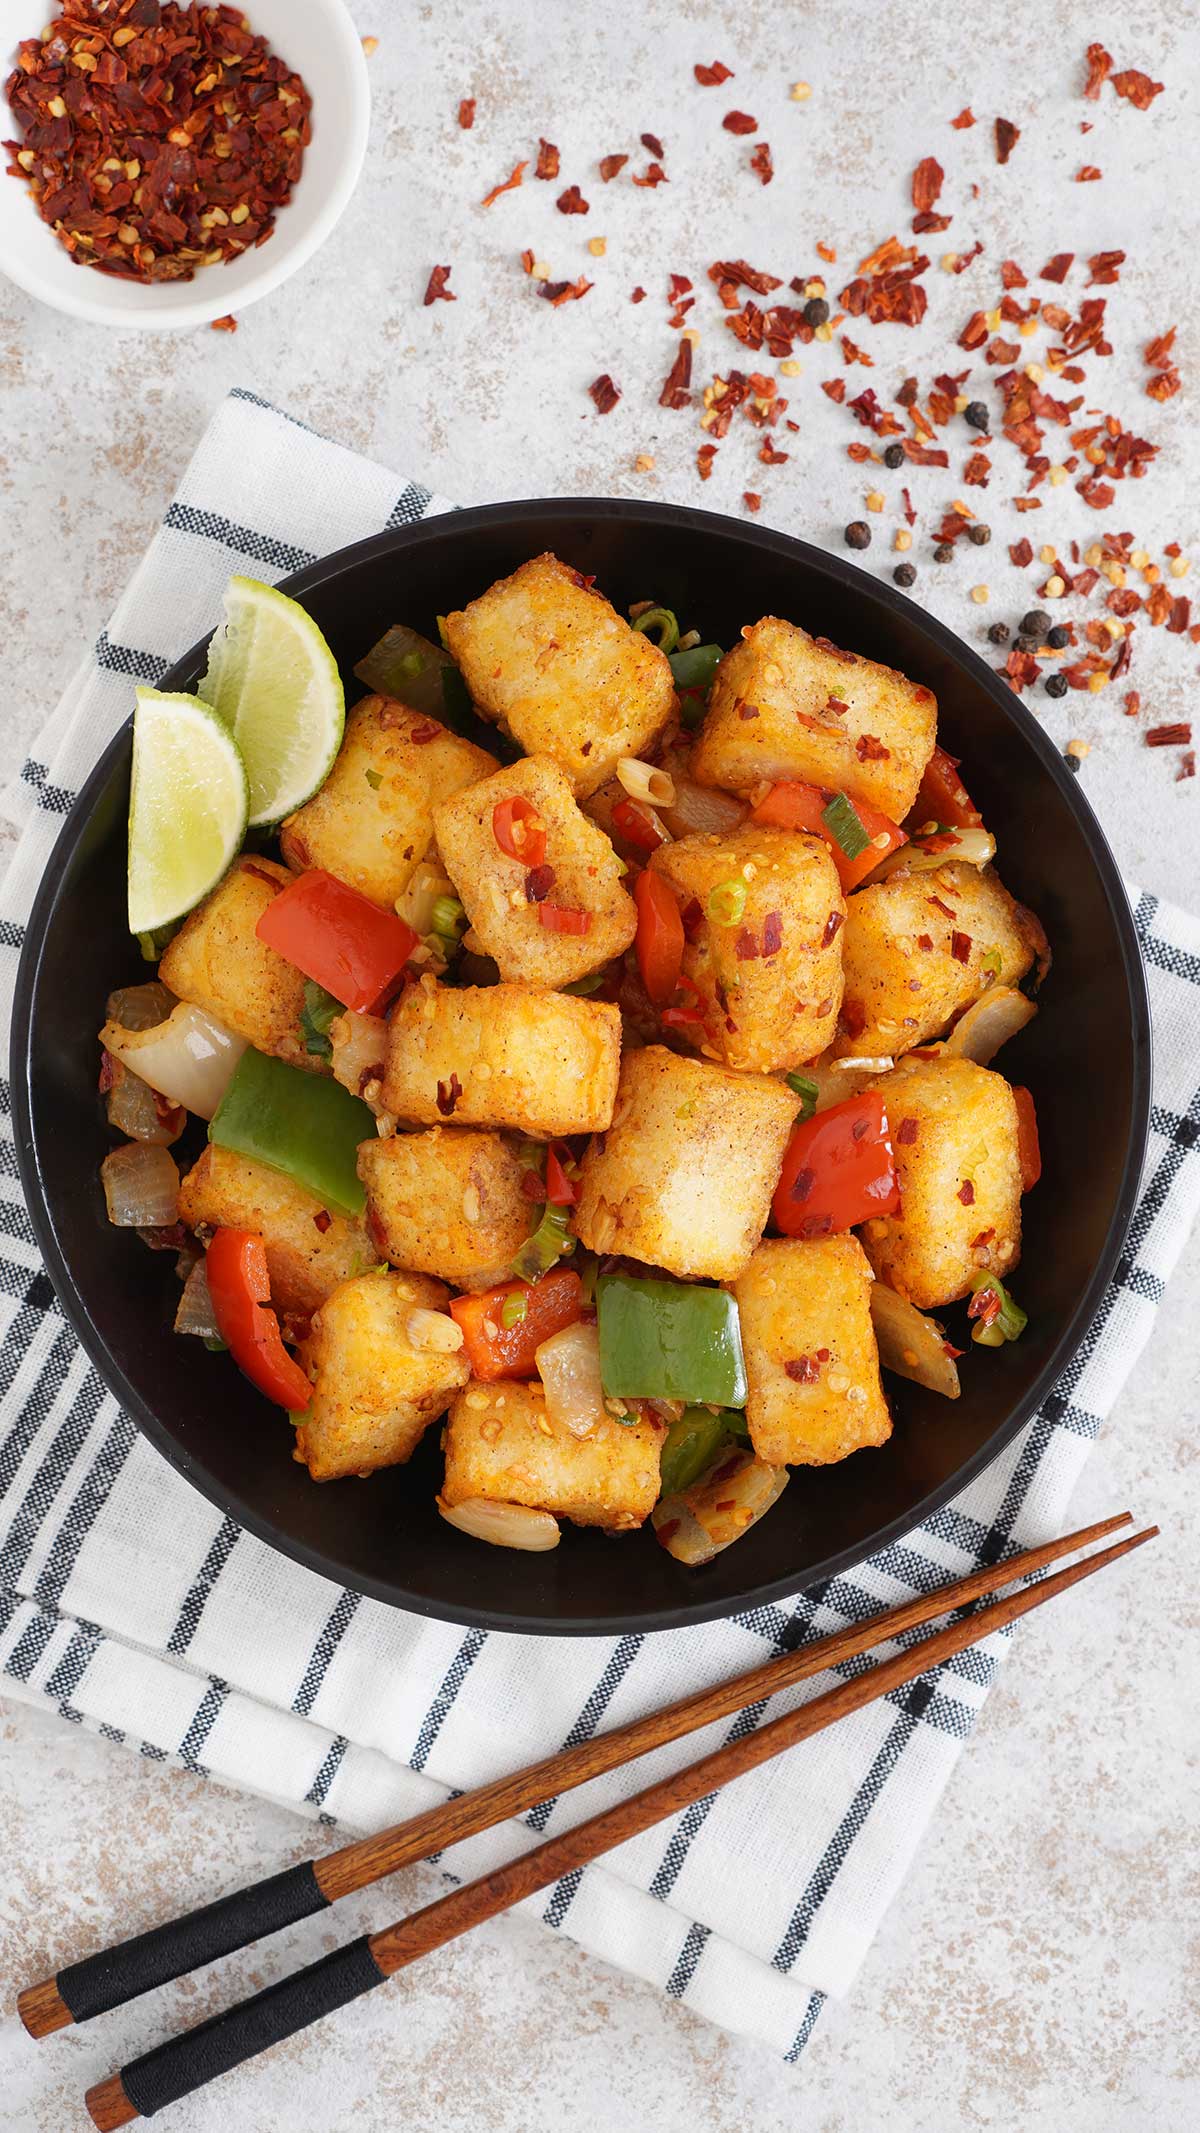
left=433, top=756, right=636, bottom=986
left=693, top=616, right=937, bottom=823
left=861, top=1055, right=1022, bottom=1308
left=382, top=975, right=621, bottom=1138
left=649, top=824, right=845, bottom=1072
left=295, top=1271, right=468, bottom=1482
left=159, top=856, right=316, bottom=1071
left=178, top=1146, right=372, bottom=1328
left=279, top=697, right=499, bottom=910
left=733, top=1236, right=892, bottom=1466
left=358, top=1126, right=534, bottom=1291
left=441, top=1379, right=663, bottom=1530
left=836, top=860, right=1044, bottom=1060
left=574, top=1044, right=798, bottom=1280
left=442, top=553, right=676, bottom=799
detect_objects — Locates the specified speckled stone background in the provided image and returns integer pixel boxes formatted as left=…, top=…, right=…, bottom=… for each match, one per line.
left=1, top=2, right=1198, bottom=2127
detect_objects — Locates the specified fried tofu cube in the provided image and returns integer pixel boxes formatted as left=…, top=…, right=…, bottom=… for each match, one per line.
left=434, top=756, right=636, bottom=986
left=650, top=824, right=845, bottom=1072
left=441, top=1378, right=663, bottom=1530
left=693, top=616, right=937, bottom=822
left=294, top=1270, right=467, bottom=1481
left=178, top=1146, right=372, bottom=1324
left=280, top=697, right=499, bottom=909
left=861, top=1055, right=1022, bottom=1307
left=358, top=1126, right=533, bottom=1290
left=382, top=976, right=621, bottom=1137
left=836, top=860, right=1043, bottom=1059
left=574, top=1045, right=797, bottom=1280
left=159, top=857, right=313, bottom=1070
left=442, top=553, right=676, bottom=798
left=733, top=1236, right=891, bottom=1467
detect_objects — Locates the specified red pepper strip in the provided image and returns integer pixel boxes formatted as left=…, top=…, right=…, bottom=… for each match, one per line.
left=255, top=870, right=419, bottom=1014
left=772, top=1090, right=901, bottom=1238
left=912, top=744, right=984, bottom=831
left=538, top=903, right=592, bottom=935
left=966, top=1283, right=1002, bottom=1327
left=545, top=1143, right=579, bottom=1206
left=493, top=795, right=547, bottom=867
left=449, top=1267, right=583, bottom=1380
left=634, top=867, right=684, bottom=1004
left=750, top=781, right=907, bottom=892
left=205, top=1229, right=312, bottom=1411
left=1012, top=1085, right=1042, bottom=1192
left=612, top=796, right=668, bottom=852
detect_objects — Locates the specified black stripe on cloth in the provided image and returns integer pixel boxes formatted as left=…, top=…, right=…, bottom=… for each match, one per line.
left=525, top=1633, right=643, bottom=1834
left=0, top=918, right=25, bottom=951
left=177, top=1677, right=230, bottom=1772
left=166, top=1513, right=241, bottom=1657
left=228, top=385, right=319, bottom=435
left=18, top=757, right=76, bottom=816
left=0, top=1253, right=56, bottom=1303
left=1135, top=891, right=1200, bottom=989
left=409, top=1628, right=486, bottom=1773
left=99, top=1721, right=126, bottom=1745
left=293, top=1587, right=361, bottom=1718
left=32, top=1408, right=139, bottom=1613
left=141, top=1741, right=169, bottom=1762
left=542, top=1865, right=585, bottom=1931
left=647, top=1701, right=766, bottom=1904
left=305, top=1731, right=349, bottom=1809
left=3, top=1603, right=56, bottom=1682
left=386, top=482, right=434, bottom=528
left=163, top=502, right=317, bottom=575
left=1116, top=1089, right=1200, bottom=1281
left=665, top=1919, right=709, bottom=1998
left=0, top=1351, right=108, bottom=1590
left=44, top=1617, right=101, bottom=1705
left=772, top=1708, right=923, bottom=1972
left=95, top=628, right=168, bottom=686
left=0, top=1198, right=38, bottom=1249
left=783, top=1990, right=826, bottom=2062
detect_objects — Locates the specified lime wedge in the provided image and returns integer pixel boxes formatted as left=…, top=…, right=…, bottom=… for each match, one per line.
left=200, top=576, right=345, bottom=825
left=127, top=688, right=249, bottom=934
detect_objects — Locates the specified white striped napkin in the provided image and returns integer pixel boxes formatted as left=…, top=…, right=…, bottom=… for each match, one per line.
left=2, top=389, right=1199, bottom=2061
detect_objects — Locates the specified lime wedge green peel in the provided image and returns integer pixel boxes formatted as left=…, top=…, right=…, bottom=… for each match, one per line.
left=200, top=576, right=345, bottom=826
left=127, top=688, right=249, bottom=935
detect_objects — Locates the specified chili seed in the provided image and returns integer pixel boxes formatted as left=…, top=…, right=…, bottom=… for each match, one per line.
left=1046, top=624, right=1070, bottom=649
left=1021, top=609, right=1052, bottom=637
left=893, top=563, right=917, bottom=587
left=934, top=543, right=955, bottom=564
left=964, top=401, right=990, bottom=430
left=1045, top=673, right=1069, bottom=698
left=987, top=621, right=1011, bottom=645
left=844, top=520, right=871, bottom=549
left=967, top=523, right=991, bottom=546
left=883, top=443, right=906, bottom=469
left=804, top=297, right=830, bottom=328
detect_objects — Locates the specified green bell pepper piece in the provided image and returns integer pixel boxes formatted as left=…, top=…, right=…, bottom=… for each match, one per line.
left=597, top=1273, right=747, bottom=1406
left=209, top=1049, right=374, bottom=1216
left=668, top=642, right=723, bottom=690
left=659, top=1407, right=736, bottom=1497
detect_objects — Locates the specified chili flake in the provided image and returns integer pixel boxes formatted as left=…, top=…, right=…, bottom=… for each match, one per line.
left=694, top=60, right=733, bottom=86
left=535, top=138, right=560, bottom=180
left=210, top=313, right=237, bottom=332
left=424, top=264, right=455, bottom=305
left=911, top=157, right=944, bottom=212
left=458, top=98, right=476, bottom=130
left=994, top=117, right=1020, bottom=164
left=950, top=107, right=975, bottom=129
left=723, top=111, right=758, bottom=135
left=1111, top=69, right=1163, bottom=111
left=557, top=184, right=588, bottom=215
left=599, top=153, right=628, bottom=181
left=749, top=142, right=773, bottom=185
left=481, top=159, right=526, bottom=207
left=1146, top=723, right=1192, bottom=747
left=589, top=373, right=620, bottom=413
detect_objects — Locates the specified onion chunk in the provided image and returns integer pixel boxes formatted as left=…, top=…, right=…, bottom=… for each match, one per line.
left=653, top=1446, right=788, bottom=1565
left=869, top=1281, right=960, bottom=1399
left=535, top=1320, right=607, bottom=1438
left=101, top=1141, right=179, bottom=1230
left=437, top=1495, right=561, bottom=1551
left=100, top=1001, right=246, bottom=1121
left=943, top=986, right=1036, bottom=1066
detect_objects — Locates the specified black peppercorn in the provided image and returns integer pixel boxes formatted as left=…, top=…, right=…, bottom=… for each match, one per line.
left=844, top=520, right=871, bottom=550
left=893, top=562, right=917, bottom=587
left=964, top=401, right=990, bottom=431
left=1064, top=748, right=1081, bottom=772
left=933, top=543, right=955, bottom=563
left=1021, top=608, right=1051, bottom=637
left=1045, top=672, right=1069, bottom=699
left=804, top=297, right=830, bottom=328
left=987, top=621, right=1011, bottom=646
left=1046, top=624, right=1070, bottom=649
left=967, top=523, right=991, bottom=546
left=1014, top=632, right=1039, bottom=654
left=883, top=442, right=906, bottom=469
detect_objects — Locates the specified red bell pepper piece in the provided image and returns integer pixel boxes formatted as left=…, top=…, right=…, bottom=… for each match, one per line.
left=772, top=1090, right=901, bottom=1239
left=255, top=869, right=419, bottom=1014
left=913, top=744, right=983, bottom=830
left=1012, top=1085, right=1042, bottom=1192
left=750, top=781, right=907, bottom=893
left=544, top=1143, right=579, bottom=1206
left=634, top=866, right=684, bottom=1004
left=449, top=1267, right=583, bottom=1380
left=205, top=1228, right=312, bottom=1411
left=492, top=795, right=547, bottom=867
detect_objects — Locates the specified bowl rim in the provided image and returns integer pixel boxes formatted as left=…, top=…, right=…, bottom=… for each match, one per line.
left=0, top=0, right=370, bottom=329
left=10, top=496, right=1153, bottom=1634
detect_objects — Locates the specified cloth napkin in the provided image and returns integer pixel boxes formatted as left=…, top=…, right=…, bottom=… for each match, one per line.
left=2, top=390, right=1198, bottom=2064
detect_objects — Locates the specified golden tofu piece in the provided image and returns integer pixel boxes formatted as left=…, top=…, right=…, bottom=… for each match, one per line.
left=358, top=1126, right=533, bottom=1291
left=434, top=755, right=636, bottom=986
left=442, top=553, right=676, bottom=797
left=158, top=856, right=314, bottom=1070
left=442, top=1378, right=663, bottom=1530
left=650, top=825, right=845, bottom=1072
left=862, top=1054, right=1023, bottom=1307
left=574, top=1044, right=797, bottom=1280
left=178, top=1146, right=372, bottom=1325
left=693, top=616, right=937, bottom=822
left=733, top=1236, right=891, bottom=1467
left=280, top=696, right=499, bottom=909
left=382, top=976, right=621, bottom=1137
left=837, top=861, right=1043, bottom=1059
left=295, top=1270, right=467, bottom=1481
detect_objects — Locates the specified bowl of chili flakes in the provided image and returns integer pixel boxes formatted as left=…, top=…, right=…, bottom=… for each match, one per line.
left=0, top=0, right=370, bottom=329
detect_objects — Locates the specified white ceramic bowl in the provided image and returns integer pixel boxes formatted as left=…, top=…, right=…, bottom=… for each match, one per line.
left=0, top=0, right=370, bottom=328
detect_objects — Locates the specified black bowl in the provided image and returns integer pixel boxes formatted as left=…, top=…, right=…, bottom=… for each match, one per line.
left=10, top=500, right=1151, bottom=1634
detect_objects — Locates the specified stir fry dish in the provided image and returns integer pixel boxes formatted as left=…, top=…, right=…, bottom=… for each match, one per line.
left=99, top=558, right=1048, bottom=1565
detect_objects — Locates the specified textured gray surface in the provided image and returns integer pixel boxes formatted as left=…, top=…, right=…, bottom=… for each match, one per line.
left=1, top=0, right=1198, bottom=2125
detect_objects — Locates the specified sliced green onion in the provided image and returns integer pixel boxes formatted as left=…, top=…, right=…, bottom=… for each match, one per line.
left=980, top=947, right=1003, bottom=982
left=512, top=1202, right=573, bottom=1282
left=203, top=1335, right=229, bottom=1353
left=398, top=650, right=424, bottom=680
left=669, top=642, right=723, bottom=691
left=299, top=980, right=342, bottom=1059
left=969, top=1268, right=1027, bottom=1345
left=563, top=971, right=606, bottom=996
left=579, top=1256, right=599, bottom=1306
left=137, top=919, right=179, bottom=963
left=633, top=606, right=680, bottom=654
left=501, top=1291, right=529, bottom=1329
left=364, top=767, right=383, bottom=790
left=707, top=878, right=748, bottom=927
left=431, top=894, right=467, bottom=941
left=786, top=1071, right=820, bottom=1122
left=435, top=614, right=451, bottom=651
left=820, top=791, right=870, bottom=860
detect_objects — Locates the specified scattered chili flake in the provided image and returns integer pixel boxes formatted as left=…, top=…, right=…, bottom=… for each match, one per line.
left=436, top=1072, right=463, bottom=1116
left=1041, top=252, right=1074, bottom=284
left=424, top=264, right=455, bottom=305
left=210, top=314, right=237, bottom=333
left=994, top=117, right=1020, bottom=164
left=537, top=275, right=592, bottom=305
left=957, top=1179, right=976, bottom=1205
left=1111, top=69, right=1164, bottom=111
left=535, top=138, right=560, bottom=180
left=589, top=373, right=621, bottom=413
left=896, top=1117, right=919, bottom=1145
left=912, top=156, right=944, bottom=212
left=599, top=153, right=629, bottom=181
left=1146, top=723, right=1192, bottom=747
left=641, top=131, right=665, bottom=159
left=1124, top=691, right=1141, bottom=718
left=723, top=111, right=758, bottom=135
left=822, top=909, right=845, bottom=947
left=697, top=442, right=717, bottom=478
left=855, top=733, right=891, bottom=760
left=743, top=491, right=762, bottom=512
left=1178, top=753, right=1196, bottom=782
left=1088, top=249, right=1125, bottom=286
left=1083, top=43, right=1113, bottom=98
left=784, top=1355, right=820, bottom=1383
left=633, top=162, right=668, bottom=188
left=458, top=98, right=476, bottom=130
left=816, top=241, right=838, bottom=263
left=659, top=340, right=693, bottom=408
left=750, top=142, right=774, bottom=185
left=695, top=60, right=734, bottom=86
left=1076, top=166, right=1103, bottom=182
left=557, top=184, right=589, bottom=215
left=481, top=159, right=527, bottom=207
left=950, top=930, right=972, bottom=962
left=950, top=107, right=976, bottom=129
left=313, top=1209, right=332, bottom=1235
left=630, top=284, right=646, bottom=302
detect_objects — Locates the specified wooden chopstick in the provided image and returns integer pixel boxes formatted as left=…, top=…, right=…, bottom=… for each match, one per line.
left=18, top=1511, right=1132, bottom=2043
left=82, top=1519, right=1156, bottom=2130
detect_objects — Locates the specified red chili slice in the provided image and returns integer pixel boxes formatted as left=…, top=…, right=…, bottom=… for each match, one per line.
left=493, top=796, right=547, bottom=867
